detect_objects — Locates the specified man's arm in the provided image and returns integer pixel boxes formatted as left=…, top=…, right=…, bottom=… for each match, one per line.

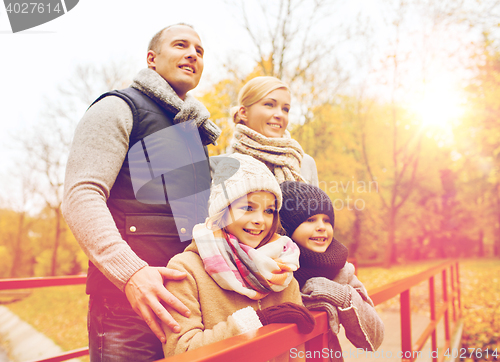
left=63, top=96, right=144, bottom=288
left=62, top=96, right=190, bottom=341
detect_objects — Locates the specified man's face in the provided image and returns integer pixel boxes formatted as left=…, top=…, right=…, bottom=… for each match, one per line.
left=147, top=25, right=204, bottom=100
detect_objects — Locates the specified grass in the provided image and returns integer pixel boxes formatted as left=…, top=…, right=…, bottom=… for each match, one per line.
left=3, top=285, right=89, bottom=361
left=1, top=258, right=498, bottom=361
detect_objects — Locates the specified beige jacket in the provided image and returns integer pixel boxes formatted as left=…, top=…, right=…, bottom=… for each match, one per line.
left=162, top=241, right=303, bottom=357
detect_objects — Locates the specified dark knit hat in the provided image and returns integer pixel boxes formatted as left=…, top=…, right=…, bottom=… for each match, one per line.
left=279, top=181, right=335, bottom=237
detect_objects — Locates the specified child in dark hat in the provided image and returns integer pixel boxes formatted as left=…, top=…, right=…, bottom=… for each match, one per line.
left=280, top=181, right=384, bottom=360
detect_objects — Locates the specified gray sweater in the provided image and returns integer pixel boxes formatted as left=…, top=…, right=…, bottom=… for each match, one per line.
left=301, top=262, right=384, bottom=361
left=62, top=96, right=147, bottom=291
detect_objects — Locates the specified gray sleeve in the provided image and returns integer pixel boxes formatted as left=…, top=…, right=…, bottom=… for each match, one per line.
left=301, top=153, right=319, bottom=187
left=62, top=96, right=148, bottom=292
left=336, top=263, right=385, bottom=351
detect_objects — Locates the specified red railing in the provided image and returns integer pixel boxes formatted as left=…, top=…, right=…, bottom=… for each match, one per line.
left=0, top=260, right=461, bottom=362
left=0, top=275, right=88, bottom=362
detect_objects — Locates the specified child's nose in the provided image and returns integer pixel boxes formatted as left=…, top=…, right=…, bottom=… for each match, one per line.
left=252, top=212, right=265, bottom=224
left=316, top=221, right=326, bottom=230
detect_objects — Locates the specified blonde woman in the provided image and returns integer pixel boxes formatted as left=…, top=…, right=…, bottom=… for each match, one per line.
left=215, top=76, right=319, bottom=186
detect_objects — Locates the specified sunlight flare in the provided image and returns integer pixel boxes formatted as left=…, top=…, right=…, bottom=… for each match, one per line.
left=411, top=78, right=464, bottom=130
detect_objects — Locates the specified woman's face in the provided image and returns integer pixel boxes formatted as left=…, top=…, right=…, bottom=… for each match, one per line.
left=239, top=88, right=291, bottom=138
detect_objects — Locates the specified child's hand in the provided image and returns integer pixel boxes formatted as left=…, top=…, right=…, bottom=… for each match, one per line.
left=256, top=302, right=315, bottom=334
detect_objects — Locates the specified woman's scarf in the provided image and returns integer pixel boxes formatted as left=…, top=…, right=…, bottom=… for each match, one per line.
left=293, top=237, right=348, bottom=289
left=193, top=223, right=300, bottom=300
left=231, top=124, right=306, bottom=183
left=131, top=68, right=220, bottom=146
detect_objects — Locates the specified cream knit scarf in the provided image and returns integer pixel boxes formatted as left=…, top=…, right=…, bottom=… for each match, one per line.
left=192, top=223, right=300, bottom=300
left=131, top=68, right=221, bottom=146
left=231, top=124, right=306, bottom=183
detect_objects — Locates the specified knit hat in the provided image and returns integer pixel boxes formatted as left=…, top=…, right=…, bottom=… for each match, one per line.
left=279, top=181, right=335, bottom=237
left=209, top=154, right=282, bottom=218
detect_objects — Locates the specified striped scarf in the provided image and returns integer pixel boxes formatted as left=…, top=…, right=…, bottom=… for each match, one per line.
left=193, top=223, right=300, bottom=300
left=231, top=124, right=306, bottom=183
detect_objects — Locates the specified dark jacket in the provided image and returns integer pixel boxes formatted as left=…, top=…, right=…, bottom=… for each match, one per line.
left=87, top=87, right=211, bottom=295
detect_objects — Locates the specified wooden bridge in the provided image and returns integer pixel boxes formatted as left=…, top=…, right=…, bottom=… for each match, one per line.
left=0, top=260, right=462, bottom=362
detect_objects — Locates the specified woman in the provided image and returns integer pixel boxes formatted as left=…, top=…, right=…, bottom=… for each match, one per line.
left=217, top=76, right=319, bottom=186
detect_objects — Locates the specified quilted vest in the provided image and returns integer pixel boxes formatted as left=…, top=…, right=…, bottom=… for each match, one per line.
left=86, top=87, right=211, bottom=295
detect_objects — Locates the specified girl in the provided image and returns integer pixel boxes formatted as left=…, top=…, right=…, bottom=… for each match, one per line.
left=279, top=181, right=384, bottom=361
left=162, top=154, right=315, bottom=357
left=215, top=76, right=318, bottom=186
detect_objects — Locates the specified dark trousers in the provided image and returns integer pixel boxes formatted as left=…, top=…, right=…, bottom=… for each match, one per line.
left=88, top=295, right=164, bottom=362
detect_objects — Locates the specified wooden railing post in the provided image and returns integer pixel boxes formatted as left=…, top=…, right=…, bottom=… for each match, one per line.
left=455, top=262, right=461, bottom=318
left=429, top=276, right=437, bottom=362
left=450, top=265, right=457, bottom=322
left=442, top=269, right=450, bottom=347
left=306, top=331, right=330, bottom=362
left=400, top=289, right=412, bottom=362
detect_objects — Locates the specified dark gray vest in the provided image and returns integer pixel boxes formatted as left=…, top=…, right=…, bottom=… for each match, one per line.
left=86, top=87, right=211, bottom=295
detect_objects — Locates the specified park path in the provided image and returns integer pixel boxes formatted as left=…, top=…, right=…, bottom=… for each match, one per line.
left=0, top=306, right=81, bottom=362
left=337, top=307, right=462, bottom=362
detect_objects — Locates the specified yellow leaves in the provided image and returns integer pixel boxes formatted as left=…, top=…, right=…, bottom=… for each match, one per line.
left=460, top=259, right=500, bottom=355
left=197, top=79, right=236, bottom=156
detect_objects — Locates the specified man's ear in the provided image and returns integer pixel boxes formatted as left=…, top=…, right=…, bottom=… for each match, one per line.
left=238, top=106, right=248, bottom=123
left=146, top=50, right=157, bottom=69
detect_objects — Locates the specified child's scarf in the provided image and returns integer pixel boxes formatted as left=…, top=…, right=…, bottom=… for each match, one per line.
left=193, top=223, right=300, bottom=300
left=293, top=237, right=348, bottom=289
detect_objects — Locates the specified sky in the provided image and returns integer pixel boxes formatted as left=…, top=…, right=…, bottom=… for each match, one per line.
left=0, top=0, right=259, bottom=201
left=0, top=0, right=490, bottom=206
left=0, top=0, right=375, bottom=204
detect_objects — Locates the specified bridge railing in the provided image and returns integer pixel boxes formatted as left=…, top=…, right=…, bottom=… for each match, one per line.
left=0, top=260, right=461, bottom=362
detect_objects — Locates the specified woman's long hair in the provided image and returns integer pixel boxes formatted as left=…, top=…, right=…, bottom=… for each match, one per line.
left=231, top=76, right=290, bottom=124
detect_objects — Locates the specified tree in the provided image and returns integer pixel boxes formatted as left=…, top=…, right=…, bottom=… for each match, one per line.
left=460, top=36, right=500, bottom=257
left=12, top=62, right=134, bottom=276
left=223, top=0, right=356, bottom=117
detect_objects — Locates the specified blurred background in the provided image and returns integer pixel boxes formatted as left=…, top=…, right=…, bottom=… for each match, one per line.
left=2, top=0, right=500, bottom=276
left=1, top=0, right=500, bottom=359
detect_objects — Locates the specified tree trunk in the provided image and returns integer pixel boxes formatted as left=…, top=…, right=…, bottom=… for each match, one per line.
left=384, top=207, right=397, bottom=268
left=495, top=183, right=500, bottom=257
left=478, top=229, right=484, bottom=257
left=349, top=208, right=362, bottom=257
left=10, top=212, right=26, bottom=277
left=50, top=207, right=62, bottom=276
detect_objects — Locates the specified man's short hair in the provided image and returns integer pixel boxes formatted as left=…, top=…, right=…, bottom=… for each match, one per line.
left=148, top=23, right=195, bottom=54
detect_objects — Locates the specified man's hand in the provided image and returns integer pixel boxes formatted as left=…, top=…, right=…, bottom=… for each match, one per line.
left=124, top=266, right=190, bottom=343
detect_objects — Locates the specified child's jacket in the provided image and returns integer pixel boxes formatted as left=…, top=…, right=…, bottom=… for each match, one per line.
left=162, top=240, right=302, bottom=357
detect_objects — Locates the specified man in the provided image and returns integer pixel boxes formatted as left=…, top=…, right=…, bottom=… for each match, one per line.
left=63, top=24, right=220, bottom=361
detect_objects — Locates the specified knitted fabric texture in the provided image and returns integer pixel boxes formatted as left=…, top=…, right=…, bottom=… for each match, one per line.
left=300, top=285, right=342, bottom=334
left=279, top=181, right=336, bottom=237
left=301, top=273, right=384, bottom=352
left=131, top=68, right=221, bottom=146
left=192, top=223, right=300, bottom=300
left=209, top=153, right=282, bottom=217
left=256, top=302, right=316, bottom=334
left=294, top=240, right=348, bottom=289
left=231, top=124, right=306, bottom=183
